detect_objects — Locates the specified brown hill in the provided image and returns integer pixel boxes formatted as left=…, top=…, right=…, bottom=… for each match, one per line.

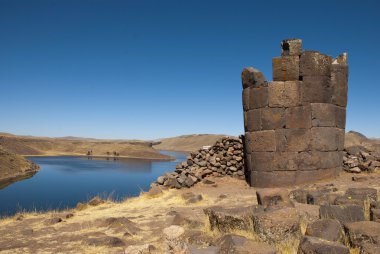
left=153, top=134, right=231, bottom=152
left=0, top=134, right=172, bottom=161
left=344, top=131, right=380, bottom=156
left=0, top=146, right=39, bottom=189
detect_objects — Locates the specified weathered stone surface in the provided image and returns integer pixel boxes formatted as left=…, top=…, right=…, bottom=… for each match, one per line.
left=311, top=127, right=344, bottom=151
left=320, top=205, right=365, bottom=224
left=253, top=207, right=300, bottom=243
left=242, top=88, right=250, bottom=111
left=204, top=206, right=259, bottom=232
left=300, top=51, right=332, bottom=77
left=305, top=219, right=345, bottom=242
left=272, top=151, right=298, bottom=171
left=345, top=188, right=378, bottom=203
left=249, top=86, right=269, bottom=109
left=371, top=208, right=380, bottom=222
left=163, top=225, right=187, bottom=254
left=334, top=195, right=371, bottom=221
left=256, top=188, right=292, bottom=208
left=146, top=184, right=163, bottom=197
left=301, top=76, right=332, bottom=103
left=296, top=168, right=338, bottom=184
left=361, top=243, right=380, bottom=254
left=246, top=109, right=261, bottom=131
left=261, top=107, right=285, bottom=130
left=250, top=152, right=274, bottom=171
left=344, top=221, right=380, bottom=247
left=311, top=103, right=346, bottom=128
left=331, top=64, right=348, bottom=107
left=298, top=236, right=349, bottom=254
left=276, top=129, right=311, bottom=152
left=281, top=38, right=302, bottom=56
left=250, top=171, right=297, bottom=187
left=186, top=245, right=220, bottom=254
left=216, top=234, right=276, bottom=254
left=268, top=81, right=300, bottom=107
left=245, top=131, right=276, bottom=152
left=273, top=56, right=299, bottom=81
left=86, top=236, right=124, bottom=247
left=241, top=67, right=266, bottom=88
left=285, top=105, right=311, bottom=129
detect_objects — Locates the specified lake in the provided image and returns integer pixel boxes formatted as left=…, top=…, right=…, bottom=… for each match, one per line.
left=0, top=151, right=187, bottom=217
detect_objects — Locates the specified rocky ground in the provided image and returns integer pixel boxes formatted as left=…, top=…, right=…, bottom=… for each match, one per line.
left=0, top=170, right=379, bottom=254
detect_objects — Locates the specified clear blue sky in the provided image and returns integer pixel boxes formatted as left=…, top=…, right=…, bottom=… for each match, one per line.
left=1, top=0, right=379, bottom=139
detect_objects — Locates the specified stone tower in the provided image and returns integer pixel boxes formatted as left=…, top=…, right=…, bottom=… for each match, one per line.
left=242, top=39, right=348, bottom=187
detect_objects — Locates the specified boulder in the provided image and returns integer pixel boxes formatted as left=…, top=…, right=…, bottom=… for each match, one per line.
left=345, top=188, right=378, bottom=203
left=360, top=243, right=380, bottom=254
left=146, top=184, right=163, bottom=197
left=253, top=207, right=300, bottom=243
left=256, top=188, right=292, bottom=208
left=185, top=245, right=220, bottom=254
left=85, top=236, right=124, bottom=247
left=344, top=221, right=380, bottom=247
left=216, top=234, right=276, bottom=254
left=88, top=196, right=105, bottom=206
left=371, top=208, right=380, bottom=222
left=305, top=219, right=345, bottom=243
left=319, top=205, right=365, bottom=224
left=163, top=225, right=187, bottom=254
left=298, top=236, right=349, bottom=254
left=204, top=206, right=260, bottom=233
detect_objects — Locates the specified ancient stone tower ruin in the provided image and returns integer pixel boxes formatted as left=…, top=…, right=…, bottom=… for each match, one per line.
left=242, top=39, right=348, bottom=187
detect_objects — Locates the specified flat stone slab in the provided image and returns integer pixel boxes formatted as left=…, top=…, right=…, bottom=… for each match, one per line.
left=298, top=236, right=349, bottom=254
left=344, top=221, right=380, bottom=247
left=216, top=234, right=276, bottom=254
left=319, top=205, right=364, bottom=224
left=305, top=219, right=345, bottom=243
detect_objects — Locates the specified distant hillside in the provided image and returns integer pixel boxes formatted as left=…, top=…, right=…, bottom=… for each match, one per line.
left=0, top=146, right=39, bottom=189
left=154, top=134, right=231, bottom=152
left=345, top=131, right=380, bottom=156
left=0, top=134, right=172, bottom=161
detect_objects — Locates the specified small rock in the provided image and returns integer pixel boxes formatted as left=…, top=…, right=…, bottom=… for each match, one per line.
left=157, top=176, right=165, bottom=185
left=186, top=245, right=220, bottom=254
left=352, top=176, right=369, bottom=182
left=216, top=234, right=276, bottom=254
left=125, top=244, right=154, bottom=254
left=44, top=217, right=62, bottom=225
left=348, top=166, right=361, bottom=173
left=146, top=184, right=163, bottom=197
left=202, top=179, right=215, bottom=185
left=88, top=196, right=105, bottom=206
left=86, top=236, right=124, bottom=247
left=76, top=202, right=88, bottom=211
left=256, top=188, right=292, bottom=209
left=298, top=236, right=349, bottom=254
left=163, top=225, right=187, bottom=254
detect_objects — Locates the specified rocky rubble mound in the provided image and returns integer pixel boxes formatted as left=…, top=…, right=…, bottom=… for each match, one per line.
left=343, top=147, right=380, bottom=173
left=154, top=137, right=245, bottom=189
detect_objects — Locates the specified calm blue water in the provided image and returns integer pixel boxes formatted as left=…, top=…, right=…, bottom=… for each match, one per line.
left=0, top=151, right=187, bottom=217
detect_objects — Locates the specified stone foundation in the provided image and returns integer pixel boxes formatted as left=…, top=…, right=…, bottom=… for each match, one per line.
left=242, top=39, right=348, bottom=187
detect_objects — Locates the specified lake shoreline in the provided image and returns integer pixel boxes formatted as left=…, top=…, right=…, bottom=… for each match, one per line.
left=24, top=153, right=176, bottom=161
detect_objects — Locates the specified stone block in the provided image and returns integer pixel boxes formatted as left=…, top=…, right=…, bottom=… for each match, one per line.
left=256, top=188, right=292, bottom=208
left=296, top=168, right=338, bottom=184
left=245, top=131, right=276, bottom=152
left=297, top=151, right=320, bottom=171
left=246, top=109, right=261, bottom=131
left=250, top=171, right=297, bottom=187
left=311, top=103, right=346, bottom=128
left=272, top=56, right=299, bottom=81
left=241, top=67, right=266, bottom=88
left=305, top=219, right=345, bottom=243
left=281, top=38, right=302, bottom=56
left=311, top=127, right=344, bottom=151
left=300, top=51, right=332, bottom=77
left=253, top=207, right=300, bottom=243
left=320, top=204, right=365, bottom=224
left=242, top=88, right=250, bottom=111
left=216, top=234, right=276, bottom=254
left=268, top=81, right=300, bottom=107
left=285, top=105, right=311, bottom=129
left=249, top=86, right=268, bottom=109
left=261, top=107, right=285, bottom=130
left=344, top=221, right=380, bottom=247
left=318, top=151, right=342, bottom=169
left=275, top=129, right=311, bottom=152
left=301, top=76, right=332, bottom=103
left=272, top=152, right=298, bottom=171
left=345, top=188, right=378, bottom=203
left=298, top=236, right=349, bottom=254
left=250, top=152, right=274, bottom=172
left=331, top=64, right=348, bottom=107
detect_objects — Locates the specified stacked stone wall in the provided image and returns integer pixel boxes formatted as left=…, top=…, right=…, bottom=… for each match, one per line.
left=242, top=39, right=348, bottom=187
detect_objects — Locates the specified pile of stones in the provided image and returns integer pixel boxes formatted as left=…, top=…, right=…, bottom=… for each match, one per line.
left=343, top=147, right=380, bottom=173
left=154, top=137, right=245, bottom=189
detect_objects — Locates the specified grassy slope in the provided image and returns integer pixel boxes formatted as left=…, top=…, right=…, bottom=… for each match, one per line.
left=153, top=134, right=230, bottom=152
left=0, top=133, right=171, bottom=160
